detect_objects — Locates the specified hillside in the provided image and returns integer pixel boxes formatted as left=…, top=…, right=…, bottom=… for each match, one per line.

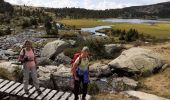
left=1, top=1, right=170, bottom=19
left=122, top=2, right=170, bottom=18
left=0, top=0, right=14, bottom=13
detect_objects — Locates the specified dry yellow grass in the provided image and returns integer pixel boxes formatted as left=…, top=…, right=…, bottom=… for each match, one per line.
left=137, top=43, right=170, bottom=99
left=59, top=19, right=113, bottom=28
left=139, top=68, right=170, bottom=99
left=92, top=93, right=138, bottom=100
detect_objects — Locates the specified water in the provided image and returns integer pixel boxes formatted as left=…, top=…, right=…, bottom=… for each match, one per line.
left=81, top=26, right=112, bottom=36
left=81, top=19, right=170, bottom=36
left=100, top=18, right=170, bottom=24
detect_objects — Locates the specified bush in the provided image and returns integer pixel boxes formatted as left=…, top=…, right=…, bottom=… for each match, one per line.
left=76, top=38, right=114, bottom=60
left=64, top=47, right=82, bottom=58
left=30, top=17, right=38, bottom=27
left=88, top=82, right=99, bottom=95
left=22, top=19, right=31, bottom=29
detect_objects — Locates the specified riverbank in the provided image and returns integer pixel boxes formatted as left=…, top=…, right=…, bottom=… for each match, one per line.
left=60, top=19, right=170, bottom=39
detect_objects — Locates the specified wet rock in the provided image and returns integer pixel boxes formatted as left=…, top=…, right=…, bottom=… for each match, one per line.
left=109, top=47, right=163, bottom=76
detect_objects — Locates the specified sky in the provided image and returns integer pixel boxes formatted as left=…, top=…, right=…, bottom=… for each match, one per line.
left=5, top=0, right=170, bottom=10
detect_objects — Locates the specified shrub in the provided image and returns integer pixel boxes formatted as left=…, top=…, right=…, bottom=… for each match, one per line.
left=88, top=82, right=99, bottom=95
left=22, top=19, right=31, bottom=29
left=76, top=38, right=114, bottom=60
left=64, top=47, right=82, bottom=58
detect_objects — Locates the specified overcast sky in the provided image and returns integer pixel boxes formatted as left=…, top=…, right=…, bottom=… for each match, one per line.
left=5, top=0, right=170, bottom=10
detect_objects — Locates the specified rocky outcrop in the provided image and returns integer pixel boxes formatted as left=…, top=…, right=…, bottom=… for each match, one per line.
left=89, top=63, right=112, bottom=77
left=41, top=40, right=70, bottom=60
left=37, top=57, right=53, bottom=65
left=0, top=49, right=8, bottom=60
left=94, top=77, right=138, bottom=92
left=54, top=52, right=71, bottom=65
left=112, top=77, right=138, bottom=91
left=109, top=47, right=163, bottom=76
left=0, top=62, right=21, bottom=73
left=104, top=44, right=122, bottom=55
left=37, top=64, right=72, bottom=90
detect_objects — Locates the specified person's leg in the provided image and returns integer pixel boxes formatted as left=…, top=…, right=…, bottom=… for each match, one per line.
left=82, top=82, right=88, bottom=99
left=23, top=65, right=29, bottom=93
left=30, top=67, right=39, bottom=89
left=74, top=80, right=80, bottom=100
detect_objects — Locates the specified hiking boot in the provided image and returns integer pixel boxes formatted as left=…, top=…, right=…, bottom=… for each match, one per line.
left=74, top=96, right=79, bottom=100
left=36, top=89, right=42, bottom=94
left=24, top=89, right=29, bottom=95
left=82, top=97, right=86, bottom=100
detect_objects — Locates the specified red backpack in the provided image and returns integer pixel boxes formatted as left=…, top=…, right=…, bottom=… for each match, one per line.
left=71, top=52, right=81, bottom=73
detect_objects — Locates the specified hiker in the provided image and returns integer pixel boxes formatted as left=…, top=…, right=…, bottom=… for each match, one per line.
left=18, top=40, right=41, bottom=94
left=71, top=46, right=90, bottom=100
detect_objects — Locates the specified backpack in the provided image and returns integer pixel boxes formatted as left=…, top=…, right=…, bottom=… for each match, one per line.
left=71, top=52, right=81, bottom=73
left=18, top=48, right=26, bottom=64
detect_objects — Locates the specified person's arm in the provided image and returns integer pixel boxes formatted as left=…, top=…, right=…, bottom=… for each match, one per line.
left=33, top=49, right=38, bottom=68
left=71, top=56, right=81, bottom=80
left=18, top=49, right=24, bottom=63
left=72, top=62, right=79, bottom=80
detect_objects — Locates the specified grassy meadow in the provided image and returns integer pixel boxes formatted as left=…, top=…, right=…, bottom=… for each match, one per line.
left=60, top=19, right=113, bottom=28
left=112, top=23, right=170, bottom=39
left=60, top=19, right=170, bottom=39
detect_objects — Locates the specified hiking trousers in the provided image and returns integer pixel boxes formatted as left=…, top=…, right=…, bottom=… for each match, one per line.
left=23, top=65, right=39, bottom=90
left=74, top=75, right=88, bottom=100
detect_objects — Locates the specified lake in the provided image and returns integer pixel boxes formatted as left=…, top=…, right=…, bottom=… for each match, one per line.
left=81, top=19, right=170, bottom=36
left=100, top=18, right=170, bottom=24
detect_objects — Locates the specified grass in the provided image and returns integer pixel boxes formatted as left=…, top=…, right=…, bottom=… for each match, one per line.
left=139, top=67, right=170, bottom=99
left=59, top=19, right=113, bottom=28
left=112, top=23, right=170, bottom=39
left=60, top=19, right=170, bottom=39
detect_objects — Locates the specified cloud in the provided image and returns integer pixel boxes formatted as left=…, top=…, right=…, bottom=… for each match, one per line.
left=4, top=0, right=170, bottom=10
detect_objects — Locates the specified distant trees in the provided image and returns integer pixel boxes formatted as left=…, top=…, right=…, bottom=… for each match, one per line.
left=107, top=28, right=140, bottom=42
left=0, top=0, right=14, bottom=14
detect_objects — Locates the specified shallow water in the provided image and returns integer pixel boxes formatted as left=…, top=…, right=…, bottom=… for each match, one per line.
left=81, top=26, right=112, bottom=36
